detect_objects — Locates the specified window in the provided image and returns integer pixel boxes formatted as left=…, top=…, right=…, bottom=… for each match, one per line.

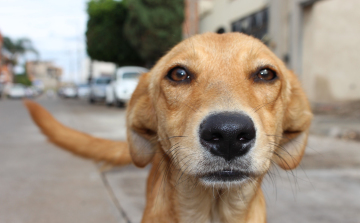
left=216, top=27, right=226, bottom=34
left=231, top=8, right=268, bottom=41
left=122, top=72, right=141, bottom=80
left=95, top=78, right=111, bottom=85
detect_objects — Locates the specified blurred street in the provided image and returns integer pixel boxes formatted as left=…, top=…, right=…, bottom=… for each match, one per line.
left=0, top=97, right=360, bottom=223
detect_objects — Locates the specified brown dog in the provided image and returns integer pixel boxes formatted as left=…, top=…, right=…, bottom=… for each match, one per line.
left=25, top=32, right=312, bottom=223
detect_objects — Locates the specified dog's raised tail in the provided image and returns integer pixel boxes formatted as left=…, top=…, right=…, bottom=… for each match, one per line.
left=24, top=100, right=132, bottom=166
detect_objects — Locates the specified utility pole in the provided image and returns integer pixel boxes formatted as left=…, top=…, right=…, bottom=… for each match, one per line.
left=88, top=59, right=93, bottom=84
left=183, top=0, right=199, bottom=39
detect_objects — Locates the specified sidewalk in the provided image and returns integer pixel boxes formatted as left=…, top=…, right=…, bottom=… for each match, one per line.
left=311, top=101, right=360, bottom=141
left=0, top=99, right=126, bottom=223
left=1, top=98, right=359, bottom=223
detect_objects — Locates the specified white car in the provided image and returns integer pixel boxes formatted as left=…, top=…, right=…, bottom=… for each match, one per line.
left=106, top=66, right=148, bottom=107
left=89, top=77, right=111, bottom=103
left=62, top=86, right=77, bottom=98
left=7, top=84, right=26, bottom=99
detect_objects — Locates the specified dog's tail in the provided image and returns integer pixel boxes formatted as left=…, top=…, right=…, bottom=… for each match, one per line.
left=24, top=100, right=132, bottom=166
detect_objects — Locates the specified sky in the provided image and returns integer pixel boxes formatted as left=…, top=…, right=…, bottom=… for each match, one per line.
left=0, top=0, right=89, bottom=82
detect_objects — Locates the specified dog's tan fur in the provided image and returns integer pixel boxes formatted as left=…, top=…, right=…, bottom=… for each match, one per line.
left=25, top=33, right=312, bottom=223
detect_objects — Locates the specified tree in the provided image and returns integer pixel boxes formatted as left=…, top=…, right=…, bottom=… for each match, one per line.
left=86, top=0, right=144, bottom=67
left=14, top=74, right=32, bottom=86
left=124, top=0, right=184, bottom=66
left=2, top=37, right=38, bottom=77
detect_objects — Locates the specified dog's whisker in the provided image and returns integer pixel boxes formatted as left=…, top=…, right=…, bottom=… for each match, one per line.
left=251, top=99, right=277, bottom=113
left=176, top=162, right=199, bottom=188
left=270, top=152, right=302, bottom=198
left=175, top=153, right=197, bottom=186
left=183, top=102, right=199, bottom=112
left=161, top=136, right=188, bottom=141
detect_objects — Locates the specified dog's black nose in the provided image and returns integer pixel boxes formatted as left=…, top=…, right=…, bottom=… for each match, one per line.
left=199, top=112, right=256, bottom=161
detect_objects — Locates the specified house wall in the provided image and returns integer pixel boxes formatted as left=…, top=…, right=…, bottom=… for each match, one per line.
left=0, top=31, right=2, bottom=69
left=268, top=0, right=290, bottom=62
left=80, top=58, right=116, bottom=83
left=301, top=0, right=360, bottom=102
left=26, top=61, right=62, bottom=89
left=199, top=0, right=268, bottom=34
left=196, top=0, right=360, bottom=102
left=183, top=0, right=199, bottom=38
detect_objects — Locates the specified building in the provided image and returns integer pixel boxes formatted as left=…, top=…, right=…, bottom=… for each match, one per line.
left=0, top=31, right=13, bottom=85
left=79, top=58, right=116, bottom=83
left=26, top=61, right=62, bottom=89
left=0, top=31, right=2, bottom=70
left=186, top=0, right=360, bottom=103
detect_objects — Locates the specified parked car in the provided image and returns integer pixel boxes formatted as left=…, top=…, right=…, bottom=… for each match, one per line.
left=25, top=87, right=36, bottom=98
left=7, top=84, right=26, bottom=99
left=89, top=77, right=111, bottom=103
left=105, top=66, right=148, bottom=107
left=59, top=86, right=77, bottom=98
left=76, top=83, right=90, bottom=98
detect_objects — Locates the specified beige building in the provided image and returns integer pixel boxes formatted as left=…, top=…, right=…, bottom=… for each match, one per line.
left=80, top=58, right=116, bottom=83
left=188, top=0, right=360, bottom=103
left=0, top=31, right=13, bottom=84
left=300, top=0, right=360, bottom=102
left=26, top=61, right=62, bottom=89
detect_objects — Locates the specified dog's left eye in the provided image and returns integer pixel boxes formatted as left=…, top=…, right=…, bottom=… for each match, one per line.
left=256, top=69, right=276, bottom=81
left=167, top=67, right=190, bottom=82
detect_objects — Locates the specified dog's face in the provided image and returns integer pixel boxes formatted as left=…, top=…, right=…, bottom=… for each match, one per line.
left=127, top=33, right=312, bottom=188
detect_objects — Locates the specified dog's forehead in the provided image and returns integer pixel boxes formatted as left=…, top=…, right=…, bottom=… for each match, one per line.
left=155, top=32, right=277, bottom=74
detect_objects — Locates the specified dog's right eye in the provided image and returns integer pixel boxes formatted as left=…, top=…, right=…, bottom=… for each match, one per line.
left=167, top=67, right=190, bottom=82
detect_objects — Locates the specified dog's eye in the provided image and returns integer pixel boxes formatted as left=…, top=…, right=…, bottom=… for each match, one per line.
left=167, top=67, right=190, bottom=82
left=257, top=69, right=276, bottom=81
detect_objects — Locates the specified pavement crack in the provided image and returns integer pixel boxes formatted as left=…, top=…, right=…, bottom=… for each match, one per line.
left=99, top=170, right=132, bottom=223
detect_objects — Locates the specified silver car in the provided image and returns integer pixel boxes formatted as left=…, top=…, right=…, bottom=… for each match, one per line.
left=89, top=77, right=111, bottom=103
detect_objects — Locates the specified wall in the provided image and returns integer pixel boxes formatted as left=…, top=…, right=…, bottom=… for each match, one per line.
left=0, top=31, right=2, bottom=70
left=199, top=0, right=268, bottom=34
left=302, top=0, right=360, bottom=102
left=268, top=0, right=290, bottom=62
left=80, top=58, right=116, bottom=83
left=26, top=61, right=62, bottom=89
left=183, top=0, right=199, bottom=38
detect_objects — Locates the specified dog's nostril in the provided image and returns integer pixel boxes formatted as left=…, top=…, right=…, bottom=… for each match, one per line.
left=199, top=112, right=256, bottom=161
left=211, top=133, right=221, bottom=141
left=238, top=133, right=250, bottom=141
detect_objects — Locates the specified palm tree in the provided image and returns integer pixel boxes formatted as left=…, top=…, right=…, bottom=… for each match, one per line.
left=2, top=37, right=39, bottom=79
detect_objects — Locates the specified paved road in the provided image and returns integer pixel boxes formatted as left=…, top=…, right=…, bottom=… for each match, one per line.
left=0, top=97, right=359, bottom=223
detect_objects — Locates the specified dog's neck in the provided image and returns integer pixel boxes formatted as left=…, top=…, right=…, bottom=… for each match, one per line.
left=142, top=153, right=266, bottom=223
left=176, top=177, right=265, bottom=223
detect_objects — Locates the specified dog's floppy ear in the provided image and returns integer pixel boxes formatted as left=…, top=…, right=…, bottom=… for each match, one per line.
left=126, top=73, right=157, bottom=167
left=274, top=71, right=313, bottom=170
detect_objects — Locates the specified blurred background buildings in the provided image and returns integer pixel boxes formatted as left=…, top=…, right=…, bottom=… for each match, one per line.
left=80, top=59, right=116, bottom=82
left=0, top=31, right=13, bottom=84
left=188, top=0, right=360, bottom=103
left=26, top=61, right=62, bottom=89
left=1, top=0, right=359, bottom=103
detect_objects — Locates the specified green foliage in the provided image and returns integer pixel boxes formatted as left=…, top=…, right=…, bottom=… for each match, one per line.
left=86, top=0, right=144, bottom=66
left=14, top=74, right=32, bottom=86
left=124, top=0, right=184, bottom=65
left=2, top=37, right=38, bottom=66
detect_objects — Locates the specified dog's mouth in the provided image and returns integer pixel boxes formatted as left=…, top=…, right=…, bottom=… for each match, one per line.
left=200, top=170, right=251, bottom=183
